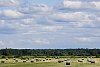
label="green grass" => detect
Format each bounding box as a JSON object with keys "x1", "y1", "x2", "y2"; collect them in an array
[
  {"x1": 0, "y1": 62, "x2": 100, "y2": 67},
  {"x1": 0, "y1": 58, "x2": 100, "y2": 67}
]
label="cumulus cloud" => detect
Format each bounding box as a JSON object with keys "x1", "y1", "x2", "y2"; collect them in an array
[
  {"x1": 92, "y1": 1, "x2": 100, "y2": 10},
  {"x1": 0, "y1": 0, "x2": 100, "y2": 48},
  {"x1": 32, "y1": 38, "x2": 50, "y2": 45},
  {"x1": 63, "y1": 0, "x2": 82, "y2": 9},
  {"x1": 39, "y1": 25, "x2": 63, "y2": 32},
  {"x1": 18, "y1": 3, "x2": 51, "y2": 14},
  {"x1": 1, "y1": 9, "x2": 23, "y2": 18},
  {"x1": 0, "y1": 0, "x2": 20, "y2": 6}
]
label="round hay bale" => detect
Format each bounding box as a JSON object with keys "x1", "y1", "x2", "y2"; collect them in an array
[
  {"x1": 46, "y1": 59, "x2": 48, "y2": 60},
  {"x1": 23, "y1": 60, "x2": 26, "y2": 63},
  {"x1": 58, "y1": 60, "x2": 63, "y2": 63},
  {"x1": 1, "y1": 61, "x2": 5, "y2": 63},
  {"x1": 87, "y1": 59, "x2": 91, "y2": 62},
  {"x1": 66, "y1": 62, "x2": 70, "y2": 65},
  {"x1": 82, "y1": 59, "x2": 84, "y2": 60},
  {"x1": 64, "y1": 60, "x2": 67, "y2": 61},
  {"x1": 36, "y1": 59, "x2": 39, "y2": 62},
  {"x1": 31, "y1": 60, "x2": 34, "y2": 63},
  {"x1": 49, "y1": 59, "x2": 51, "y2": 60},
  {"x1": 91, "y1": 61, "x2": 95, "y2": 63},
  {"x1": 13, "y1": 58, "x2": 16, "y2": 60},
  {"x1": 78, "y1": 60, "x2": 83, "y2": 62},
  {"x1": 6, "y1": 58, "x2": 8, "y2": 60},
  {"x1": 43, "y1": 60, "x2": 45, "y2": 61},
  {"x1": 15, "y1": 60, "x2": 18, "y2": 62}
]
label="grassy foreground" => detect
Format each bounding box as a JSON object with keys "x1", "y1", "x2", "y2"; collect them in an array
[
  {"x1": 0, "y1": 58, "x2": 100, "y2": 67},
  {"x1": 0, "y1": 62, "x2": 100, "y2": 67}
]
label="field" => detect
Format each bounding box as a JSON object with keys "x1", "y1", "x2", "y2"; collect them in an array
[{"x1": 0, "y1": 58, "x2": 100, "y2": 67}]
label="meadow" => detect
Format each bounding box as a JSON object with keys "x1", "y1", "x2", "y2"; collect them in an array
[{"x1": 0, "y1": 58, "x2": 100, "y2": 67}]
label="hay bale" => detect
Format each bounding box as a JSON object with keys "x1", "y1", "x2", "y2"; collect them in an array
[
  {"x1": 58, "y1": 60, "x2": 63, "y2": 63},
  {"x1": 6, "y1": 58, "x2": 8, "y2": 60},
  {"x1": 31, "y1": 60, "x2": 34, "y2": 63},
  {"x1": 13, "y1": 58, "x2": 16, "y2": 60},
  {"x1": 78, "y1": 60, "x2": 83, "y2": 62},
  {"x1": 1, "y1": 61, "x2": 5, "y2": 63},
  {"x1": 46, "y1": 59, "x2": 48, "y2": 60},
  {"x1": 36, "y1": 59, "x2": 39, "y2": 62},
  {"x1": 82, "y1": 59, "x2": 84, "y2": 60},
  {"x1": 49, "y1": 59, "x2": 51, "y2": 60},
  {"x1": 66, "y1": 62, "x2": 70, "y2": 65},
  {"x1": 64, "y1": 60, "x2": 67, "y2": 61},
  {"x1": 87, "y1": 59, "x2": 91, "y2": 62},
  {"x1": 91, "y1": 61, "x2": 95, "y2": 63},
  {"x1": 43, "y1": 60, "x2": 45, "y2": 61},
  {"x1": 23, "y1": 60, "x2": 26, "y2": 63},
  {"x1": 26, "y1": 59, "x2": 29, "y2": 61},
  {"x1": 15, "y1": 60, "x2": 18, "y2": 62}
]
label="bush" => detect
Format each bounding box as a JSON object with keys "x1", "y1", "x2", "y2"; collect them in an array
[{"x1": 95, "y1": 54, "x2": 100, "y2": 58}]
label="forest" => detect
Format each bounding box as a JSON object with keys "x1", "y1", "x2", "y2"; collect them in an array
[{"x1": 0, "y1": 48, "x2": 100, "y2": 58}]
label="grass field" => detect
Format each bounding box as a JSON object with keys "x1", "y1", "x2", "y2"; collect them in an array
[{"x1": 0, "y1": 58, "x2": 100, "y2": 67}]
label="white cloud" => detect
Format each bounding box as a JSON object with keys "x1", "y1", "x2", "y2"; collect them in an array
[
  {"x1": 0, "y1": 0, "x2": 19, "y2": 6},
  {"x1": 63, "y1": 0, "x2": 82, "y2": 9},
  {"x1": 56, "y1": 0, "x2": 96, "y2": 10},
  {"x1": 0, "y1": 0, "x2": 100, "y2": 48},
  {"x1": 19, "y1": 3, "x2": 51, "y2": 14},
  {"x1": 2, "y1": 9, "x2": 23, "y2": 18},
  {"x1": 32, "y1": 38, "x2": 50, "y2": 45},
  {"x1": 52, "y1": 12, "x2": 95, "y2": 22},
  {"x1": 42, "y1": 25, "x2": 63, "y2": 32},
  {"x1": 75, "y1": 37, "x2": 92, "y2": 42},
  {"x1": 91, "y1": 1, "x2": 100, "y2": 10}
]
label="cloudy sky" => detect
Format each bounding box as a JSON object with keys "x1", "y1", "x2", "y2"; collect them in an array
[{"x1": 0, "y1": 0, "x2": 100, "y2": 49}]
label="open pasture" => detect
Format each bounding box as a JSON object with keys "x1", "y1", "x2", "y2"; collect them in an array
[{"x1": 0, "y1": 58, "x2": 100, "y2": 67}]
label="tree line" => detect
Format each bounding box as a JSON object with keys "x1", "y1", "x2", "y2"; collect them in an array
[{"x1": 0, "y1": 48, "x2": 100, "y2": 57}]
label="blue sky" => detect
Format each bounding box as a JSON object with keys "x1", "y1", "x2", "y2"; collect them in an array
[{"x1": 0, "y1": 0, "x2": 100, "y2": 49}]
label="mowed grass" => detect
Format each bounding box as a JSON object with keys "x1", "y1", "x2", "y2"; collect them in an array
[{"x1": 0, "y1": 58, "x2": 100, "y2": 67}]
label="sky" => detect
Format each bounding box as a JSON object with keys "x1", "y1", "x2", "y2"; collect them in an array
[{"x1": 0, "y1": 0, "x2": 100, "y2": 49}]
